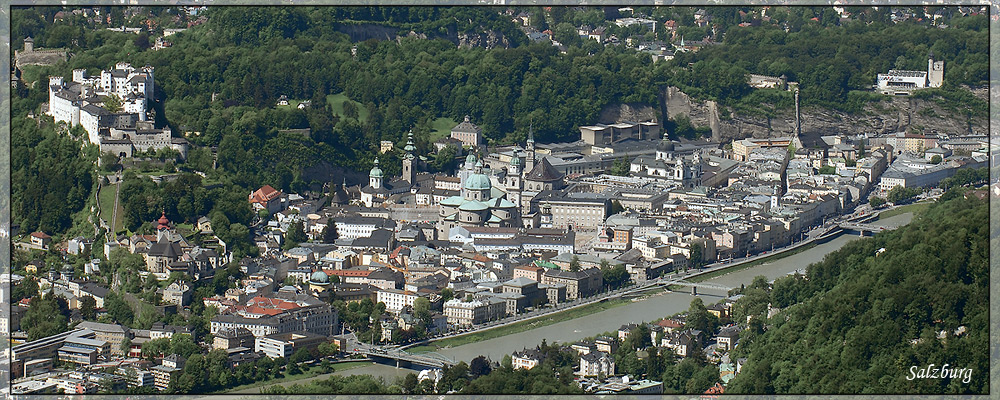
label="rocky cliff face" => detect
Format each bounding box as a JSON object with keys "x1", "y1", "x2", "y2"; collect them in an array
[
  {"x1": 657, "y1": 86, "x2": 987, "y2": 146},
  {"x1": 598, "y1": 103, "x2": 658, "y2": 125}
]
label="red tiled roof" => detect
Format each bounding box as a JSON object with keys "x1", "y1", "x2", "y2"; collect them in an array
[
  {"x1": 329, "y1": 269, "x2": 372, "y2": 277},
  {"x1": 237, "y1": 305, "x2": 284, "y2": 316},
  {"x1": 704, "y1": 382, "x2": 725, "y2": 394},
  {"x1": 250, "y1": 185, "x2": 282, "y2": 204},
  {"x1": 31, "y1": 231, "x2": 51, "y2": 239},
  {"x1": 658, "y1": 319, "x2": 683, "y2": 328},
  {"x1": 246, "y1": 296, "x2": 300, "y2": 311}
]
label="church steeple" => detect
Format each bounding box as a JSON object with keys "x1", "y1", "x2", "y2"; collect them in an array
[
  {"x1": 526, "y1": 121, "x2": 536, "y2": 173},
  {"x1": 402, "y1": 129, "x2": 417, "y2": 184},
  {"x1": 369, "y1": 157, "x2": 383, "y2": 189}
]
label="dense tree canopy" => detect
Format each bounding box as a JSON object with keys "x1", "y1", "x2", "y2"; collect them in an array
[
  {"x1": 11, "y1": 116, "x2": 97, "y2": 235},
  {"x1": 728, "y1": 194, "x2": 988, "y2": 394},
  {"x1": 11, "y1": 7, "x2": 986, "y2": 238}
]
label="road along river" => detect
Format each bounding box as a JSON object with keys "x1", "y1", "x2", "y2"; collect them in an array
[
  {"x1": 430, "y1": 212, "x2": 915, "y2": 363},
  {"x1": 227, "y1": 212, "x2": 916, "y2": 389}
]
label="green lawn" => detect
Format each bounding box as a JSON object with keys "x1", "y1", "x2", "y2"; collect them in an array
[
  {"x1": 326, "y1": 93, "x2": 370, "y2": 122},
  {"x1": 224, "y1": 361, "x2": 370, "y2": 393},
  {"x1": 428, "y1": 117, "x2": 458, "y2": 142},
  {"x1": 276, "y1": 99, "x2": 305, "y2": 109},
  {"x1": 97, "y1": 181, "x2": 124, "y2": 234},
  {"x1": 410, "y1": 298, "x2": 631, "y2": 353},
  {"x1": 18, "y1": 65, "x2": 49, "y2": 86},
  {"x1": 877, "y1": 201, "x2": 931, "y2": 220}
]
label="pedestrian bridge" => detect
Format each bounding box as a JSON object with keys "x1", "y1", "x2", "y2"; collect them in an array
[
  {"x1": 355, "y1": 346, "x2": 456, "y2": 368},
  {"x1": 838, "y1": 222, "x2": 887, "y2": 234},
  {"x1": 645, "y1": 279, "x2": 735, "y2": 295}
]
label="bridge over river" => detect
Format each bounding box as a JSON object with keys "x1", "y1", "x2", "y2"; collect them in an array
[{"x1": 351, "y1": 343, "x2": 456, "y2": 369}]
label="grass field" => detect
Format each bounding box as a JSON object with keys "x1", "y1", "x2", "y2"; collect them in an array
[
  {"x1": 428, "y1": 117, "x2": 458, "y2": 142},
  {"x1": 877, "y1": 201, "x2": 931, "y2": 220},
  {"x1": 276, "y1": 99, "x2": 305, "y2": 109},
  {"x1": 18, "y1": 65, "x2": 49, "y2": 86},
  {"x1": 409, "y1": 297, "x2": 631, "y2": 353},
  {"x1": 225, "y1": 360, "x2": 370, "y2": 394},
  {"x1": 97, "y1": 181, "x2": 124, "y2": 234},
  {"x1": 326, "y1": 93, "x2": 370, "y2": 122}
]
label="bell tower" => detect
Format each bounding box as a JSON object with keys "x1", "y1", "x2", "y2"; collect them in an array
[
  {"x1": 526, "y1": 122, "x2": 536, "y2": 174},
  {"x1": 506, "y1": 155, "x2": 523, "y2": 206},
  {"x1": 402, "y1": 130, "x2": 417, "y2": 185}
]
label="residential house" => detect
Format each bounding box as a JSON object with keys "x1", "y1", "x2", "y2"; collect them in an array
[
  {"x1": 511, "y1": 347, "x2": 544, "y2": 370},
  {"x1": 160, "y1": 281, "x2": 191, "y2": 306},
  {"x1": 716, "y1": 326, "x2": 740, "y2": 351},
  {"x1": 249, "y1": 185, "x2": 284, "y2": 215},
  {"x1": 579, "y1": 351, "x2": 615, "y2": 377},
  {"x1": 30, "y1": 232, "x2": 52, "y2": 249}
]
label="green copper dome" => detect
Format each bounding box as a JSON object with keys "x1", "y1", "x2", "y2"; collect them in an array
[
  {"x1": 310, "y1": 271, "x2": 330, "y2": 284},
  {"x1": 369, "y1": 158, "x2": 383, "y2": 179},
  {"x1": 464, "y1": 173, "x2": 492, "y2": 191}
]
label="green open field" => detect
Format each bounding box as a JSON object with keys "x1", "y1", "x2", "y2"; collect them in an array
[
  {"x1": 409, "y1": 297, "x2": 631, "y2": 353},
  {"x1": 225, "y1": 360, "x2": 370, "y2": 394},
  {"x1": 326, "y1": 93, "x2": 370, "y2": 122},
  {"x1": 877, "y1": 201, "x2": 931, "y2": 220},
  {"x1": 428, "y1": 117, "x2": 458, "y2": 142},
  {"x1": 276, "y1": 99, "x2": 305, "y2": 109},
  {"x1": 97, "y1": 180, "x2": 124, "y2": 234}
]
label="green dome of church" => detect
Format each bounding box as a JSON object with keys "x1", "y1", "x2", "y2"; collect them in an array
[
  {"x1": 369, "y1": 158, "x2": 383, "y2": 179},
  {"x1": 464, "y1": 173, "x2": 492, "y2": 191},
  {"x1": 310, "y1": 271, "x2": 330, "y2": 284}
]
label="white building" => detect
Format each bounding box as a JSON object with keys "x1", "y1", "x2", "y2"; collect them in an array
[
  {"x1": 49, "y1": 63, "x2": 188, "y2": 160},
  {"x1": 876, "y1": 53, "x2": 944, "y2": 95},
  {"x1": 376, "y1": 288, "x2": 422, "y2": 314},
  {"x1": 255, "y1": 331, "x2": 327, "y2": 359},
  {"x1": 335, "y1": 217, "x2": 396, "y2": 240},
  {"x1": 442, "y1": 297, "x2": 505, "y2": 327},
  {"x1": 511, "y1": 348, "x2": 543, "y2": 370},
  {"x1": 579, "y1": 351, "x2": 615, "y2": 376}
]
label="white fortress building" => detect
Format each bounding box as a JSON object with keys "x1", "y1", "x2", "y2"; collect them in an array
[
  {"x1": 48, "y1": 62, "x2": 186, "y2": 159},
  {"x1": 876, "y1": 53, "x2": 944, "y2": 95}
]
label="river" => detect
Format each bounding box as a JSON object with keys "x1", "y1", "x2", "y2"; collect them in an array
[
  {"x1": 430, "y1": 212, "x2": 915, "y2": 363},
  {"x1": 268, "y1": 212, "x2": 915, "y2": 380}
]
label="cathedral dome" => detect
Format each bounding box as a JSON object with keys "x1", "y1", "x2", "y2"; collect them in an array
[
  {"x1": 464, "y1": 173, "x2": 492, "y2": 191},
  {"x1": 310, "y1": 271, "x2": 330, "y2": 284}
]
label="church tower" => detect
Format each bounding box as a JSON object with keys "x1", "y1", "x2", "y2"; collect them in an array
[
  {"x1": 525, "y1": 122, "x2": 536, "y2": 174},
  {"x1": 506, "y1": 154, "x2": 523, "y2": 207},
  {"x1": 402, "y1": 130, "x2": 417, "y2": 185},
  {"x1": 369, "y1": 158, "x2": 383, "y2": 190}
]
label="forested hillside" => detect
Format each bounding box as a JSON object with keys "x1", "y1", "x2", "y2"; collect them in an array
[
  {"x1": 727, "y1": 194, "x2": 988, "y2": 394},
  {"x1": 14, "y1": 7, "x2": 987, "y2": 150},
  {"x1": 11, "y1": 117, "x2": 98, "y2": 235},
  {"x1": 9, "y1": 6, "x2": 989, "y2": 239}
]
